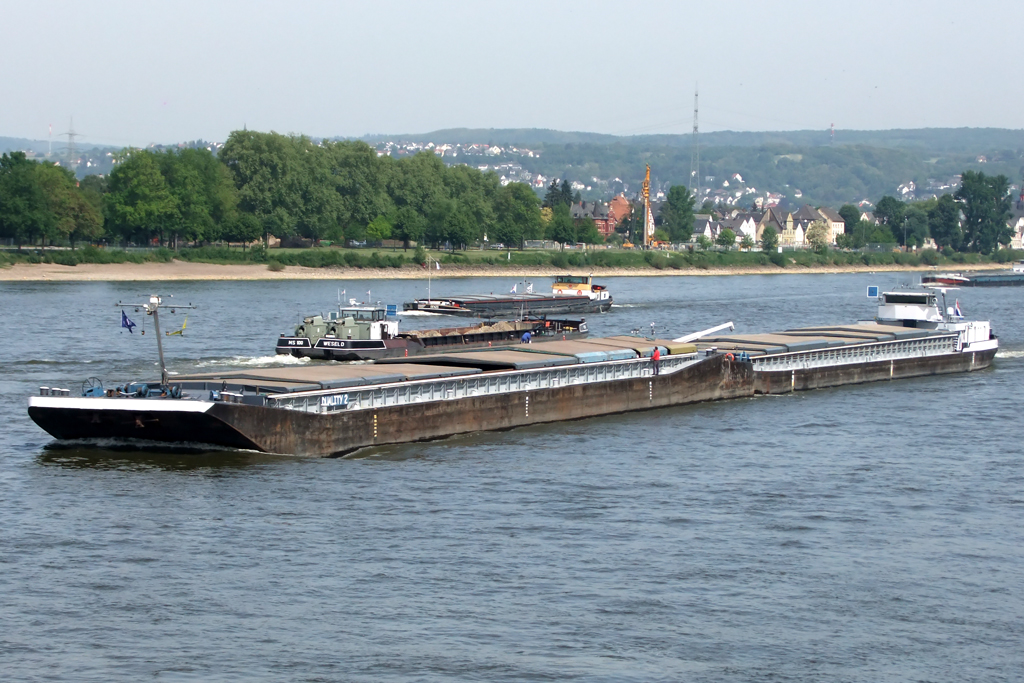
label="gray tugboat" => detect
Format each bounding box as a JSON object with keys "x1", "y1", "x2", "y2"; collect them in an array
[{"x1": 276, "y1": 302, "x2": 588, "y2": 361}]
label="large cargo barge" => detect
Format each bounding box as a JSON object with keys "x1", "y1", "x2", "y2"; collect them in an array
[
  {"x1": 403, "y1": 275, "x2": 613, "y2": 317},
  {"x1": 27, "y1": 289, "x2": 997, "y2": 457}
]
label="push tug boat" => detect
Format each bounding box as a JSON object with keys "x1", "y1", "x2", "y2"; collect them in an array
[
  {"x1": 28, "y1": 289, "x2": 997, "y2": 457},
  {"x1": 276, "y1": 301, "x2": 587, "y2": 361}
]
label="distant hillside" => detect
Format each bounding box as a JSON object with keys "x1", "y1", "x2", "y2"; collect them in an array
[
  {"x1": 525, "y1": 142, "x2": 1022, "y2": 206},
  {"x1": 360, "y1": 128, "x2": 623, "y2": 147},
  {"x1": 361, "y1": 127, "x2": 1024, "y2": 155},
  {"x1": 0, "y1": 136, "x2": 115, "y2": 155}
]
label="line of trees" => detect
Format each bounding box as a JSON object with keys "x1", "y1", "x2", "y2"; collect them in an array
[
  {"x1": 834, "y1": 171, "x2": 1014, "y2": 253},
  {"x1": 3, "y1": 132, "x2": 1015, "y2": 257},
  {"x1": 1, "y1": 130, "x2": 556, "y2": 251}
]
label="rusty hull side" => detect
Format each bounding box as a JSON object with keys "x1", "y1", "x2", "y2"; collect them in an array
[
  {"x1": 212, "y1": 354, "x2": 754, "y2": 457},
  {"x1": 755, "y1": 348, "x2": 996, "y2": 395}
]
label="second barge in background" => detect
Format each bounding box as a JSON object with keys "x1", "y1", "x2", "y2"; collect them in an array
[
  {"x1": 923, "y1": 262, "x2": 1024, "y2": 287},
  {"x1": 28, "y1": 288, "x2": 997, "y2": 457},
  {"x1": 403, "y1": 275, "x2": 613, "y2": 317}
]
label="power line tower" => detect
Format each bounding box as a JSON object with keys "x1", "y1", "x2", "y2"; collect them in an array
[
  {"x1": 689, "y1": 86, "x2": 700, "y2": 202},
  {"x1": 60, "y1": 117, "x2": 80, "y2": 167}
]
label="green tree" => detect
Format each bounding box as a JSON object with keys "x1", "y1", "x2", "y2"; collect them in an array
[
  {"x1": 0, "y1": 152, "x2": 51, "y2": 247},
  {"x1": 390, "y1": 205, "x2": 426, "y2": 248},
  {"x1": 740, "y1": 234, "x2": 754, "y2": 250},
  {"x1": 927, "y1": 193, "x2": 962, "y2": 250},
  {"x1": 548, "y1": 203, "x2": 576, "y2": 248},
  {"x1": 868, "y1": 225, "x2": 897, "y2": 243},
  {"x1": 660, "y1": 185, "x2": 696, "y2": 242},
  {"x1": 716, "y1": 228, "x2": 736, "y2": 247},
  {"x1": 849, "y1": 219, "x2": 876, "y2": 247},
  {"x1": 805, "y1": 219, "x2": 830, "y2": 251},
  {"x1": 157, "y1": 147, "x2": 238, "y2": 246},
  {"x1": 365, "y1": 215, "x2": 393, "y2": 244},
  {"x1": 955, "y1": 170, "x2": 1012, "y2": 253},
  {"x1": 560, "y1": 179, "x2": 573, "y2": 207},
  {"x1": 443, "y1": 201, "x2": 475, "y2": 250},
  {"x1": 903, "y1": 205, "x2": 930, "y2": 249},
  {"x1": 104, "y1": 150, "x2": 177, "y2": 245},
  {"x1": 322, "y1": 139, "x2": 386, "y2": 241},
  {"x1": 835, "y1": 233, "x2": 855, "y2": 249},
  {"x1": 493, "y1": 182, "x2": 541, "y2": 248},
  {"x1": 874, "y1": 195, "x2": 905, "y2": 234},
  {"x1": 578, "y1": 218, "x2": 604, "y2": 244},
  {"x1": 224, "y1": 212, "x2": 262, "y2": 248},
  {"x1": 37, "y1": 163, "x2": 103, "y2": 247},
  {"x1": 219, "y1": 129, "x2": 304, "y2": 243},
  {"x1": 542, "y1": 179, "x2": 561, "y2": 208},
  {"x1": 696, "y1": 234, "x2": 713, "y2": 250},
  {"x1": 838, "y1": 204, "x2": 860, "y2": 230},
  {"x1": 760, "y1": 225, "x2": 779, "y2": 252}
]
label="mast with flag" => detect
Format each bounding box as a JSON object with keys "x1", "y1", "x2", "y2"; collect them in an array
[
  {"x1": 115, "y1": 295, "x2": 195, "y2": 386},
  {"x1": 641, "y1": 164, "x2": 655, "y2": 247}
]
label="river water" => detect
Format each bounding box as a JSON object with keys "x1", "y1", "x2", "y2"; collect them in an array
[{"x1": 1, "y1": 274, "x2": 1022, "y2": 682}]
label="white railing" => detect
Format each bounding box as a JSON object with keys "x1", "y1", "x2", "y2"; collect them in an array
[
  {"x1": 267, "y1": 352, "x2": 700, "y2": 414},
  {"x1": 749, "y1": 334, "x2": 959, "y2": 372}
]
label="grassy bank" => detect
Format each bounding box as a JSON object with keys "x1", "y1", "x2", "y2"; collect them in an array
[{"x1": 3, "y1": 244, "x2": 1023, "y2": 272}]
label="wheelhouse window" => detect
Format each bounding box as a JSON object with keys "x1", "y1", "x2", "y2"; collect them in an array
[
  {"x1": 883, "y1": 293, "x2": 934, "y2": 305},
  {"x1": 339, "y1": 309, "x2": 382, "y2": 321}
]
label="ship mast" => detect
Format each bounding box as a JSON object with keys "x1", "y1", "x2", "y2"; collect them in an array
[{"x1": 116, "y1": 295, "x2": 195, "y2": 386}]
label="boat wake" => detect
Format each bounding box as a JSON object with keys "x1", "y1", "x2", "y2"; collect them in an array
[
  {"x1": 399, "y1": 310, "x2": 444, "y2": 317},
  {"x1": 995, "y1": 350, "x2": 1024, "y2": 359}
]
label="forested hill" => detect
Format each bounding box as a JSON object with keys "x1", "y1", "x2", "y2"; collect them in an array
[
  {"x1": 360, "y1": 127, "x2": 1024, "y2": 207},
  {"x1": 362, "y1": 127, "x2": 1024, "y2": 154}
]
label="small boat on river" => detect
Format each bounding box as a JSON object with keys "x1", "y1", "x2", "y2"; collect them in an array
[
  {"x1": 403, "y1": 275, "x2": 613, "y2": 317},
  {"x1": 921, "y1": 272, "x2": 971, "y2": 287}
]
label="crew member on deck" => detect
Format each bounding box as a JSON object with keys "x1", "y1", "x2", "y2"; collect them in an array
[
  {"x1": 521, "y1": 331, "x2": 531, "y2": 344},
  {"x1": 652, "y1": 346, "x2": 661, "y2": 375}
]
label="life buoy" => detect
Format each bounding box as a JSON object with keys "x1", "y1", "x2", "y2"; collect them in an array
[
  {"x1": 577, "y1": 289, "x2": 583, "y2": 295},
  {"x1": 724, "y1": 352, "x2": 735, "y2": 361}
]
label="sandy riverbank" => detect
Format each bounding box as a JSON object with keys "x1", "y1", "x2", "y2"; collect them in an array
[{"x1": 0, "y1": 260, "x2": 1013, "y2": 282}]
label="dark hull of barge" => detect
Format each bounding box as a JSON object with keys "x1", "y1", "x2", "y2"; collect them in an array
[
  {"x1": 403, "y1": 295, "x2": 612, "y2": 318},
  {"x1": 28, "y1": 348, "x2": 995, "y2": 457}
]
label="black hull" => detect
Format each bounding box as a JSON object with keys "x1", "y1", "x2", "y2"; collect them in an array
[
  {"x1": 962, "y1": 275, "x2": 1024, "y2": 287},
  {"x1": 27, "y1": 403, "x2": 262, "y2": 451},
  {"x1": 405, "y1": 297, "x2": 612, "y2": 318},
  {"x1": 29, "y1": 348, "x2": 996, "y2": 457}
]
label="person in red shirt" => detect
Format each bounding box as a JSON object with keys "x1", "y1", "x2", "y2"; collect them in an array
[{"x1": 651, "y1": 346, "x2": 661, "y2": 375}]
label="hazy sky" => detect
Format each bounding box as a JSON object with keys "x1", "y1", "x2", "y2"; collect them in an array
[{"x1": 2, "y1": 0, "x2": 1020, "y2": 147}]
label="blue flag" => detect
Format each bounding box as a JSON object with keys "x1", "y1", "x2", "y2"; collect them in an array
[{"x1": 121, "y1": 310, "x2": 136, "y2": 334}]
